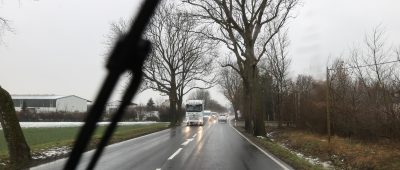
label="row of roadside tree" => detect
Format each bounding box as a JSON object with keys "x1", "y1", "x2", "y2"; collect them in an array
[{"x1": 219, "y1": 25, "x2": 400, "y2": 140}]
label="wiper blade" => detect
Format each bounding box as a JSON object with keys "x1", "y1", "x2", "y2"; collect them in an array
[{"x1": 63, "y1": 1, "x2": 160, "y2": 170}]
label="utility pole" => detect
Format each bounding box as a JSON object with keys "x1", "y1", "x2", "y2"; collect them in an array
[{"x1": 326, "y1": 67, "x2": 331, "y2": 143}]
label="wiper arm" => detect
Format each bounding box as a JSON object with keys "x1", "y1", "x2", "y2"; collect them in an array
[{"x1": 63, "y1": 1, "x2": 160, "y2": 169}]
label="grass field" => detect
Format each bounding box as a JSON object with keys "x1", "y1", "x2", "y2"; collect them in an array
[
  {"x1": 271, "y1": 129, "x2": 400, "y2": 170},
  {"x1": 0, "y1": 122, "x2": 169, "y2": 158}
]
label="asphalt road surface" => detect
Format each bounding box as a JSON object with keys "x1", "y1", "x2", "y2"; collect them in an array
[{"x1": 31, "y1": 119, "x2": 293, "y2": 170}]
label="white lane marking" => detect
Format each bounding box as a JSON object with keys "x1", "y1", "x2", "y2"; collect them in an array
[
  {"x1": 156, "y1": 169, "x2": 161, "y2": 170},
  {"x1": 181, "y1": 138, "x2": 194, "y2": 146},
  {"x1": 192, "y1": 133, "x2": 197, "y2": 138},
  {"x1": 168, "y1": 148, "x2": 183, "y2": 160},
  {"x1": 229, "y1": 120, "x2": 292, "y2": 170}
]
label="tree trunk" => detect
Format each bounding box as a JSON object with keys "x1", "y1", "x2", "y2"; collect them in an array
[
  {"x1": 233, "y1": 104, "x2": 239, "y2": 121},
  {"x1": 251, "y1": 70, "x2": 266, "y2": 136},
  {"x1": 253, "y1": 100, "x2": 265, "y2": 135},
  {"x1": 277, "y1": 92, "x2": 282, "y2": 128},
  {"x1": 177, "y1": 98, "x2": 184, "y2": 124},
  {"x1": 242, "y1": 59, "x2": 266, "y2": 136},
  {"x1": 0, "y1": 86, "x2": 31, "y2": 169},
  {"x1": 169, "y1": 94, "x2": 178, "y2": 127},
  {"x1": 242, "y1": 84, "x2": 252, "y2": 133},
  {"x1": 168, "y1": 74, "x2": 179, "y2": 127}
]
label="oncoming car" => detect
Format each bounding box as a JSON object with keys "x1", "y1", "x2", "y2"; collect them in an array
[{"x1": 218, "y1": 113, "x2": 228, "y2": 123}]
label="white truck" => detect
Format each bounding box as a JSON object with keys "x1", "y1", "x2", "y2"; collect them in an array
[{"x1": 185, "y1": 100, "x2": 204, "y2": 126}]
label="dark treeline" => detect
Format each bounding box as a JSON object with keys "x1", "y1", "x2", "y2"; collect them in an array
[
  {"x1": 188, "y1": 89, "x2": 227, "y2": 113},
  {"x1": 17, "y1": 111, "x2": 87, "y2": 122},
  {"x1": 16, "y1": 105, "x2": 161, "y2": 122}
]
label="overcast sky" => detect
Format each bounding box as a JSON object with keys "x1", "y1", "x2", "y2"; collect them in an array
[{"x1": 1, "y1": 0, "x2": 400, "y2": 106}]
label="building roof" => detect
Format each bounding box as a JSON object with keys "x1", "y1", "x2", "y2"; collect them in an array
[{"x1": 11, "y1": 94, "x2": 91, "y2": 101}]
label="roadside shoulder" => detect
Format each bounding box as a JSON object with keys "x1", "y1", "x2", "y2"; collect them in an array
[{"x1": 229, "y1": 120, "x2": 325, "y2": 170}]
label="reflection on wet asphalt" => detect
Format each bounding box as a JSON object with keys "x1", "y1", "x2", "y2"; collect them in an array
[{"x1": 31, "y1": 119, "x2": 292, "y2": 170}]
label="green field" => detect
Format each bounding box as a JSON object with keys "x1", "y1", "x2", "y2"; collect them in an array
[{"x1": 0, "y1": 122, "x2": 169, "y2": 157}]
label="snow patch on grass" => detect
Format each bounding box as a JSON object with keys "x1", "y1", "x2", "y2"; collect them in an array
[
  {"x1": 32, "y1": 146, "x2": 71, "y2": 160},
  {"x1": 257, "y1": 136, "x2": 266, "y2": 140},
  {"x1": 266, "y1": 130, "x2": 334, "y2": 169},
  {"x1": 266, "y1": 132, "x2": 276, "y2": 141},
  {"x1": 277, "y1": 139, "x2": 334, "y2": 169}
]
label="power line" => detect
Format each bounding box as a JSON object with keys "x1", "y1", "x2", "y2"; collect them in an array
[{"x1": 328, "y1": 59, "x2": 400, "y2": 71}]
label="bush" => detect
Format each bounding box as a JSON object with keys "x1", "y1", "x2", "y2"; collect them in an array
[
  {"x1": 17, "y1": 111, "x2": 87, "y2": 122},
  {"x1": 145, "y1": 115, "x2": 160, "y2": 121},
  {"x1": 158, "y1": 107, "x2": 170, "y2": 122}
]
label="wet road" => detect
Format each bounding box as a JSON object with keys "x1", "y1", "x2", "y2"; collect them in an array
[{"x1": 31, "y1": 119, "x2": 292, "y2": 170}]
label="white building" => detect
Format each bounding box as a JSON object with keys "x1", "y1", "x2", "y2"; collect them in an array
[
  {"x1": 11, "y1": 95, "x2": 89, "y2": 113},
  {"x1": 105, "y1": 100, "x2": 137, "y2": 115}
]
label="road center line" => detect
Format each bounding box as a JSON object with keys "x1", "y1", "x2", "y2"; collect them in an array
[
  {"x1": 168, "y1": 148, "x2": 183, "y2": 160},
  {"x1": 181, "y1": 138, "x2": 194, "y2": 146},
  {"x1": 156, "y1": 168, "x2": 161, "y2": 170}
]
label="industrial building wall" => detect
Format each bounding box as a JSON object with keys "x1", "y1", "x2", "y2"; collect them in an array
[
  {"x1": 13, "y1": 99, "x2": 57, "y2": 113},
  {"x1": 56, "y1": 96, "x2": 87, "y2": 112},
  {"x1": 15, "y1": 106, "x2": 57, "y2": 113}
]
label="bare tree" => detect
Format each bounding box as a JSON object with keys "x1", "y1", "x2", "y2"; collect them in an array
[
  {"x1": 295, "y1": 75, "x2": 313, "y2": 100},
  {"x1": 266, "y1": 31, "x2": 291, "y2": 128},
  {"x1": 207, "y1": 99, "x2": 227, "y2": 113},
  {"x1": 0, "y1": 86, "x2": 31, "y2": 169},
  {"x1": 257, "y1": 69, "x2": 274, "y2": 121},
  {"x1": 350, "y1": 26, "x2": 394, "y2": 106},
  {"x1": 329, "y1": 59, "x2": 355, "y2": 137},
  {"x1": 0, "y1": 17, "x2": 12, "y2": 43},
  {"x1": 0, "y1": 17, "x2": 31, "y2": 169},
  {"x1": 324, "y1": 26, "x2": 400, "y2": 139},
  {"x1": 145, "y1": 3, "x2": 216, "y2": 125},
  {"x1": 185, "y1": 0, "x2": 298, "y2": 136},
  {"x1": 188, "y1": 89, "x2": 227, "y2": 112},
  {"x1": 218, "y1": 67, "x2": 242, "y2": 120},
  {"x1": 364, "y1": 26, "x2": 392, "y2": 87},
  {"x1": 108, "y1": 2, "x2": 216, "y2": 125},
  {"x1": 105, "y1": 18, "x2": 129, "y2": 49},
  {"x1": 294, "y1": 75, "x2": 314, "y2": 127},
  {"x1": 188, "y1": 89, "x2": 212, "y2": 108},
  {"x1": 283, "y1": 27, "x2": 400, "y2": 139}
]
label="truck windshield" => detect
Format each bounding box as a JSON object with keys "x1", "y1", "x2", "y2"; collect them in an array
[{"x1": 186, "y1": 104, "x2": 202, "y2": 112}]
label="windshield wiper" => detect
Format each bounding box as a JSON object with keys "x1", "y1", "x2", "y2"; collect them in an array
[{"x1": 63, "y1": 0, "x2": 160, "y2": 169}]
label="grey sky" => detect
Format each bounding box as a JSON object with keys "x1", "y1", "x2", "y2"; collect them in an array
[
  {"x1": 1, "y1": 0, "x2": 400, "y2": 105},
  {"x1": 288, "y1": 0, "x2": 400, "y2": 79}
]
